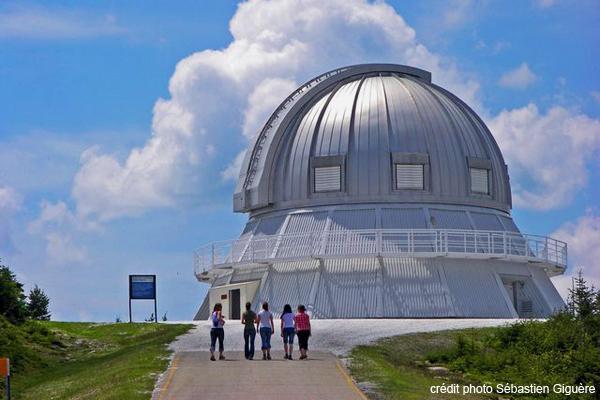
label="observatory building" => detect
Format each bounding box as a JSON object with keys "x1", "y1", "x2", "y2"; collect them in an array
[{"x1": 194, "y1": 64, "x2": 566, "y2": 320}]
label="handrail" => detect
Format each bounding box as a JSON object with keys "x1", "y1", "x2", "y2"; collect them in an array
[{"x1": 193, "y1": 229, "x2": 567, "y2": 275}]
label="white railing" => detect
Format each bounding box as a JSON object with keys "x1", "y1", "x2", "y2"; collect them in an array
[{"x1": 194, "y1": 229, "x2": 567, "y2": 275}]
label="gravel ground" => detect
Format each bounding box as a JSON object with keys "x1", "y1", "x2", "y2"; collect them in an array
[{"x1": 167, "y1": 319, "x2": 515, "y2": 356}]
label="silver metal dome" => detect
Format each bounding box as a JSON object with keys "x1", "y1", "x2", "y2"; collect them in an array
[
  {"x1": 235, "y1": 64, "x2": 511, "y2": 215},
  {"x1": 193, "y1": 64, "x2": 566, "y2": 321}
]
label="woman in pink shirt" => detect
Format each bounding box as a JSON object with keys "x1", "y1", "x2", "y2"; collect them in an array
[{"x1": 294, "y1": 304, "x2": 311, "y2": 360}]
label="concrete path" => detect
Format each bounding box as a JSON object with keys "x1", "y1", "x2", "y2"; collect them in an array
[
  {"x1": 167, "y1": 319, "x2": 515, "y2": 355},
  {"x1": 154, "y1": 351, "x2": 366, "y2": 400},
  {"x1": 154, "y1": 319, "x2": 516, "y2": 399}
]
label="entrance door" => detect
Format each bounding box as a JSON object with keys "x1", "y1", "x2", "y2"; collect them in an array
[{"x1": 230, "y1": 289, "x2": 241, "y2": 320}]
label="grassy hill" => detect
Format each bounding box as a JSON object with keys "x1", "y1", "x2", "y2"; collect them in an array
[
  {"x1": 0, "y1": 317, "x2": 191, "y2": 399},
  {"x1": 349, "y1": 315, "x2": 600, "y2": 400},
  {"x1": 349, "y1": 328, "x2": 492, "y2": 400}
]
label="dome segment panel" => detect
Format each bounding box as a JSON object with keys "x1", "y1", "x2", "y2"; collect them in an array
[
  {"x1": 281, "y1": 94, "x2": 331, "y2": 204},
  {"x1": 313, "y1": 78, "x2": 360, "y2": 157}
]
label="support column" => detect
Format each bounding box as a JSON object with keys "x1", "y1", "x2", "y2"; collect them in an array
[
  {"x1": 307, "y1": 258, "x2": 323, "y2": 315},
  {"x1": 423, "y1": 207, "x2": 434, "y2": 229},
  {"x1": 526, "y1": 265, "x2": 555, "y2": 316},
  {"x1": 438, "y1": 264, "x2": 458, "y2": 317},
  {"x1": 253, "y1": 263, "x2": 272, "y2": 310},
  {"x1": 465, "y1": 211, "x2": 477, "y2": 230},
  {"x1": 493, "y1": 272, "x2": 519, "y2": 318},
  {"x1": 318, "y1": 210, "x2": 333, "y2": 254},
  {"x1": 270, "y1": 215, "x2": 292, "y2": 258},
  {"x1": 239, "y1": 225, "x2": 257, "y2": 261},
  {"x1": 375, "y1": 256, "x2": 384, "y2": 318}
]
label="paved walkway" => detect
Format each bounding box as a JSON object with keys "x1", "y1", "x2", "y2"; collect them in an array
[
  {"x1": 154, "y1": 351, "x2": 366, "y2": 400},
  {"x1": 167, "y1": 319, "x2": 514, "y2": 355},
  {"x1": 155, "y1": 319, "x2": 516, "y2": 399}
]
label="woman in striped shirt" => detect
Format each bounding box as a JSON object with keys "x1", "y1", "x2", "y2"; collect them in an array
[{"x1": 294, "y1": 304, "x2": 311, "y2": 360}]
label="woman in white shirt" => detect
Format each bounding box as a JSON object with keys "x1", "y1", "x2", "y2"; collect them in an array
[
  {"x1": 209, "y1": 303, "x2": 225, "y2": 361},
  {"x1": 280, "y1": 304, "x2": 295, "y2": 360},
  {"x1": 256, "y1": 302, "x2": 275, "y2": 360}
]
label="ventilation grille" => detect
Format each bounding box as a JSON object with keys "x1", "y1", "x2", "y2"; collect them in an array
[
  {"x1": 395, "y1": 164, "x2": 424, "y2": 190},
  {"x1": 314, "y1": 166, "x2": 341, "y2": 192},
  {"x1": 470, "y1": 168, "x2": 489, "y2": 194},
  {"x1": 520, "y1": 300, "x2": 533, "y2": 314}
]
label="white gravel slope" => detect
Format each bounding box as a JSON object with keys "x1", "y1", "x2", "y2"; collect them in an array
[{"x1": 168, "y1": 319, "x2": 516, "y2": 356}]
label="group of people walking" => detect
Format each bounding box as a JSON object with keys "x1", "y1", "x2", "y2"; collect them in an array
[{"x1": 209, "y1": 301, "x2": 311, "y2": 361}]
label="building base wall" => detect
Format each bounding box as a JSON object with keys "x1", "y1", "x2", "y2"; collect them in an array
[{"x1": 195, "y1": 258, "x2": 565, "y2": 320}]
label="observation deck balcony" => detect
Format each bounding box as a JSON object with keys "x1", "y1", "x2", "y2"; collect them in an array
[{"x1": 194, "y1": 229, "x2": 567, "y2": 279}]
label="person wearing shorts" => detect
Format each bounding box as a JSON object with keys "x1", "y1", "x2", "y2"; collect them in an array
[
  {"x1": 294, "y1": 304, "x2": 311, "y2": 360},
  {"x1": 280, "y1": 304, "x2": 295, "y2": 360},
  {"x1": 256, "y1": 302, "x2": 275, "y2": 360}
]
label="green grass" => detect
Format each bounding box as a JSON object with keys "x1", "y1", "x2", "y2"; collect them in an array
[
  {"x1": 426, "y1": 316, "x2": 600, "y2": 400},
  {"x1": 0, "y1": 317, "x2": 191, "y2": 400},
  {"x1": 349, "y1": 315, "x2": 600, "y2": 400},
  {"x1": 349, "y1": 329, "x2": 494, "y2": 400}
]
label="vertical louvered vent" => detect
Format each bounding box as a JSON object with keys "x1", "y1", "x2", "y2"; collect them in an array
[
  {"x1": 314, "y1": 166, "x2": 341, "y2": 192},
  {"x1": 520, "y1": 300, "x2": 533, "y2": 315},
  {"x1": 470, "y1": 168, "x2": 489, "y2": 194},
  {"x1": 395, "y1": 164, "x2": 424, "y2": 190}
]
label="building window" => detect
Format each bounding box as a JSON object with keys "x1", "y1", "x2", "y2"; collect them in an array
[
  {"x1": 470, "y1": 167, "x2": 489, "y2": 194},
  {"x1": 391, "y1": 152, "x2": 429, "y2": 192},
  {"x1": 314, "y1": 166, "x2": 342, "y2": 192},
  {"x1": 395, "y1": 164, "x2": 424, "y2": 190}
]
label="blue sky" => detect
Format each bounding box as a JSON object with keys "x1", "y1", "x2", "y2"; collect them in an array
[{"x1": 0, "y1": 0, "x2": 598, "y2": 321}]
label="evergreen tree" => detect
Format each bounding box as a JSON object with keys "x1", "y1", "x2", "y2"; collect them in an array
[
  {"x1": 0, "y1": 261, "x2": 29, "y2": 324},
  {"x1": 27, "y1": 284, "x2": 51, "y2": 321},
  {"x1": 568, "y1": 270, "x2": 595, "y2": 319}
]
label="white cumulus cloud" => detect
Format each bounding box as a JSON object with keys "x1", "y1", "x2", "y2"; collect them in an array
[
  {"x1": 28, "y1": 201, "x2": 95, "y2": 265},
  {"x1": 43, "y1": 232, "x2": 88, "y2": 265},
  {"x1": 221, "y1": 78, "x2": 298, "y2": 181},
  {"x1": 499, "y1": 63, "x2": 538, "y2": 89},
  {"x1": 441, "y1": 0, "x2": 475, "y2": 29},
  {"x1": 488, "y1": 104, "x2": 600, "y2": 210},
  {"x1": 69, "y1": 0, "x2": 482, "y2": 221},
  {"x1": 28, "y1": 0, "x2": 600, "y2": 262},
  {"x1": 551, "y1": 212, "x2": 600, "y2": 299},
  {"x1": 0, "y1": 185, "x2": 22, "y2": 253},
  {"x1": 0, "y1": 186, "x2": 21, "y2": 214},
  {"x1": 29, "y1": 200, "x2": 98, "y2": 234},
  {"x1": 242, "y1": 78, "x2": 298, "y2": 139},
  {"x1": 221, "y1": 151, "x2": 247, "y2": 182}
]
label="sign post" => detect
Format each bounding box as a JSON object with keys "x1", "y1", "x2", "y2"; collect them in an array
[
  {"x1": 128, "y1": 275, "x2": 157, "y2": 323},
  {"x1": 0, "y1": 358, "x2": 9, "y2": 400}
]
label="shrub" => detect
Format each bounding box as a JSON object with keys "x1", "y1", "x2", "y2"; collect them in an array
[{"x1": 426, "y1": 277, "x2": 600, "y2": 398}]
